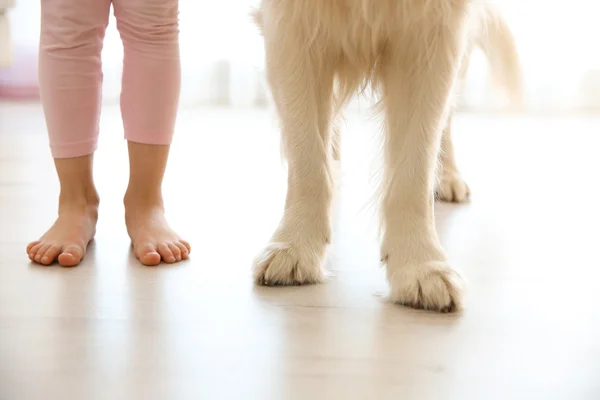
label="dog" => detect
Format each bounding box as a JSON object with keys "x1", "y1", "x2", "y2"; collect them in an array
[{"x1": 252, "y1": 0, "x2": 521, "y2": 312}]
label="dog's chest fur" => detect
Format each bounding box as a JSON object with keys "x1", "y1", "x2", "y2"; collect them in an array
[
  {"x1": 264, "y1": 1, "x2": 472, "y2": 44},
  {"x1": 260, "y1": 0, "x2": 477, "y2": 75}
]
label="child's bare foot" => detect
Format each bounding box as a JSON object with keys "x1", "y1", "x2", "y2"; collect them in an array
[
  {"x1": 27, "y1": 155, "x2": 98, "y2": 267},
  {"x1": 27, "y1": 198, "x2": 99, "y2": 267},
  {"x1": 125, "y1": 201, "x2": 190, "y2": 266},
  {"x1": 124, "y1": 142, "x2": 190, "y2": 266}
]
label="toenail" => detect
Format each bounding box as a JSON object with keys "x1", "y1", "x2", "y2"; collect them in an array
[{"x1": 41, "y1": 257, "x2": 49, "y2": 263}]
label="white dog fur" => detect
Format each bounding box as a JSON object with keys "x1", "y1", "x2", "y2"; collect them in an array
[{"x1": 252, "y1": 0, "x2": 521, "y2": 312}]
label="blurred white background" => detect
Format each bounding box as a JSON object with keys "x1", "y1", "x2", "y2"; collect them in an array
[{"x1": 3, "y1": 0, "x2": 600, "y2": 112}]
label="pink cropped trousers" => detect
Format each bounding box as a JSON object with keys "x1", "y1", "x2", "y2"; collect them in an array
[{"x1": 39, "y1": 0, "x2": 180, "y2": 158}]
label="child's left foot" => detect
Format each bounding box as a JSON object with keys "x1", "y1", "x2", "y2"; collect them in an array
[{"x1": 125, "y1": 202, "x2": 190, "y2": 266}]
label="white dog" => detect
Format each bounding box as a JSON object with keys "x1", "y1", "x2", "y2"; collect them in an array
[{"x1": 252, "y1": 0, "x2": 521, "y2": 312}]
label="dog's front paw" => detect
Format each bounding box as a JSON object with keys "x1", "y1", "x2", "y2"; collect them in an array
[
  {"x1": 387, "y1": 260, "x2": 464, "y2": 313},
  {"x1": 436, "y1": 172, "x2": 470, "y2": 203},
  {"x1": 253, "y1": 241, "x2": 327, "y2": 286}
]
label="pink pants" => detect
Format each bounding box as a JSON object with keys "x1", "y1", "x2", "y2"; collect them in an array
[{"x1": 39, "y1": 0, "x2": 180, "y2": 158}]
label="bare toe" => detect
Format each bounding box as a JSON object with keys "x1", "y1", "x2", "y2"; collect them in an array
[
  {"x1": 141, "y1": 252, "x2": 161, "y2": 266},
  {"x1": 58, "y1": 244, "x2": 84, "y2": 267},
  {"x1": 40, "y1": 245, "x2": 61, "y2": 265},
  {"x1": 175, "y1": 242, "x2": 189, "y2": 259},
  {"x1": 34, "y1": 244, "x2": 52, "y2": 263},
  {"x1": 135, "y1": 243, "x2": 161, "y2": 266},
  {"x1": 28, "y1": 243, "x2": 44, "y2": 261},
  {"x1": 27, "y1": 241, "x2": 41, "y2": 254},
  {"x1": 180, "y1": 240, "x2": 191, "y2": 254},
  {"x1": 168, "y1": 243, "x2": 182, "y2": 261},
  {"x1": 158, "y1": 243, "x2": 176, "y2": 264}
]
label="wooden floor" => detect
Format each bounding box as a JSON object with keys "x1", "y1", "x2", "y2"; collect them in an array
[{"x1": 1, "y1": 102, "x2": 600, "y2": 400}]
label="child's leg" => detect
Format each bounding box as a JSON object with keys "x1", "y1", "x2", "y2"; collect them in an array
[
  {"x1": 113, "y1": 0, "x2": 189, "y2": 265},
  {"x1": 27, "y1": 0, "x2": 110, "y2": 266}
]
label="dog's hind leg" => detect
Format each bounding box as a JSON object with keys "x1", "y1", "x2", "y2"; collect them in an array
[
  {"x1": 379, "y1": 19, "x2": 467, "y2": 312},
  {"x1": 436, "y1": 51, "x2": 472, "y2": 203},
  {"x1": 436, "y1": 117, "x2": 470, "y2": 203},
  {"x1": 253, "y1": 33, "x2": 336, "y2": 286}
]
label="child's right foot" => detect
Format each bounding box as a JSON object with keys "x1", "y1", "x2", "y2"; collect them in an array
[{"x1": 26, "y1": 199, "x2": 99, "y2": 267}]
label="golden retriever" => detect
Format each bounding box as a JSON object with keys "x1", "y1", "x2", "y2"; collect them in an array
[{"x1": 252, "y1": 0, "x2": 521, "y2": 312}]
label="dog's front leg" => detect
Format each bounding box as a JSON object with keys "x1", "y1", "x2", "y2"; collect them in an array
[
  {"x1": 253, "y1": 36, "x2": 335, "y2": 286},
  {"x1": 379, "y1": 24, "x2": 467, "y2": 312}
]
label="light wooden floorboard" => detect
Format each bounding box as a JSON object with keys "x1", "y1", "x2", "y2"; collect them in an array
[{"x1": 1, "y1": 102, "x2": 600, "y2": 400}]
